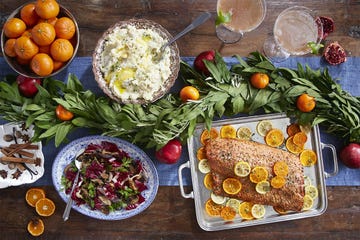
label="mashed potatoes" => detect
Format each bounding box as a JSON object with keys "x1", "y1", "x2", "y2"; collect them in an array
[{"x1": 100, "y1": 25, "x2": 172, "y2": 102}]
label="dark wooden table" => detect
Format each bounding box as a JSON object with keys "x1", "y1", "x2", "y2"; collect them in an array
[{"x1": 1, "y1": 1, "x2": 360, "y2": 239}]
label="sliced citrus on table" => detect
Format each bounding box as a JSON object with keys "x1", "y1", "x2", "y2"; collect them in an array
[
  {"x1": 27, "y1": 217, "x2": 44, "y2": 237},
  {"x1": 200, "y1": 127, "x2": 219, "y2": 145},
  {"x1": 265, "y1": 128, "x2": 284, "y2": 147},
  {"x1": 293, "y1": 132, "x2": 308, "y2": 146},
  {"x1": 273, "y1": 161, "x2": 289, "y2": 177},
  {"x1": 300, "y1": 149, "x2": 317, "y2": 166},
  {"x1": 270, "y1": 175, "x2": 286, "y2": 189},
  {"x1": 251, "y1": 204, "x2": 266, "y2": 219},
  {"x1": 255, "y1": 180, "x2": 271, "y2": 194},
  {"x1": 256, "y1": 120, "x2": 273, "y2": 136},
  {"x1": 220, "y1": 206, "x2": 237, "y2": 221},
  {"x1": 220, "y1": 125, "x2": 237, "y2": 138},
  {"x1": 236, "y1": 126, "x2": 252, "y2": 140},
  {"x1": 286, "y1": 123, "x2": 301, "y2": 137},
  {"x1": 222, "y1": 178, "x2": 242, "y2": 195},
  {"x1": 225, "y1": 198, "x2": 242, "y2": 214},
  {"x1": 305, "y1": 185, "x2": 319, "y2": 199},
  {"x1": 249, "y1": 166, "x2": 268, "y2": 183},
  {"x1": 198, "y1": 159, "x2": 211, "y2": 174},
  {"x1": 196, "y1": 146, "x2": 207, "y2": 161},
  {"x1": 302, "y1": 194, "x2": 314, "y2": 210},
  {"x1": 286, "y1": 136, "x2": 304, "y2": 154},
  {"x1": 35, "y1": 198, "x2": 56, "y2": 217},
  {"x1": 239, "y1": 202, "x2": 254, "y2": 220},
  {"x1": 205, "y1": 198, "x2": 223, "y2": 216},
  {"x1": 210, "y1": 192, "x2": 227, "y2": 205},
  {"x1": 203, "y1": 173, "x2": 214, "y2": 190},
  {"x1": 234, "y1": 161, "x2": 251, "y2": 177},
  {"x1": 26, "y1": 188, "x2": 46, "y2": 207}
]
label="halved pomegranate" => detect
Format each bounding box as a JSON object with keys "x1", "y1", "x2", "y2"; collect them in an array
[
  {"x1": 323, "y1": 41, "x2": 347, "y2": 65},
  {"x1": 316, "y1": 16, "x2": 335, "y2": 40}
]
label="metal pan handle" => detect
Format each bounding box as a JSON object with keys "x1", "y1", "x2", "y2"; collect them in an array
[
  {"x1": 321, "y1": 143, "x2": 339, "y2": 178},
  {"x1": 178, "y1": 161, "x2": 194, "y2": 199}
]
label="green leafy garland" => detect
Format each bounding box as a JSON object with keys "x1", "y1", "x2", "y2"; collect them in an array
[{"x1": 0, "y1": 52, "x2": 359, "y2": 149}]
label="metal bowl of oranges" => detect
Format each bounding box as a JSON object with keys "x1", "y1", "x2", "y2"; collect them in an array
[{"x1": 1, "y1": 0, "x2": 79, "y2": 78}]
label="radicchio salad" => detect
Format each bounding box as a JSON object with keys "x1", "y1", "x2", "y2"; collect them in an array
[{"x1": 62, "y1": 141, "x2": 147, "y2": 214}]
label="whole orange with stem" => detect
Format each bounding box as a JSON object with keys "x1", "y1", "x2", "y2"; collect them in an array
[
  {"x1": 31, "y1": 22, "x2": 56, "y2": 46},
  {"x1": 30, "y1": 53, "x2": 54, "y2": 76},
  {"x1": 50, "y1": 38, "x2": 74, "y2": 62},
  {"x1": 3, "y1": 18, "x2": 26, "y2": 38},
  {"x1": 54, "y1": 17, "x2": 76, "y2": 39},
  {"x1": 179, "y1": 86, "x2": 200, "y2": 102},
  {"x1": 4, "y1": 39, "x2": 17, "y2": 57},
  {"x1": 296, "y1": 93, "x2": 316, "y2": 112},
  {"x1": 35, "y1": 0, "x2": 60, "y2": 19},
  {"x1": 250, "y1": 72, "x2": 269, "y2": 89},
  {"x1": 14, "y1": 36, "x2": 39, "y2": 60},
  {"x1": 20, "y1": 3, "x2": 39, "y2": 26}
]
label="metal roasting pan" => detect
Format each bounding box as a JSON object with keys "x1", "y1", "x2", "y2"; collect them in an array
[{"x1": 178, "y1": 113, "x2": 338, "y2": 231}]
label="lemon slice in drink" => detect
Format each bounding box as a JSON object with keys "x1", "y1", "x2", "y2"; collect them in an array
[
  {"x1": 198, "y1": 159, "x2": 211, "y2": 174},
  {"x1": 305, "y1": 185, "x2": 318, "y2": 199},
  {"x1": 210, "y1": 192, "x2": 227, "y2": 205},
  {"x1": 251, "y1": 204, "x2": 266, "y2": 219},
  {"x1": 302, "y1": 195, "x2": 314, "y2": 210},
  {"x1": 256, "y1": 120, "x2": 273, "y2": 136},
  {"x1": 234, "y1": 161, "x2": 251, "y2": 177}
]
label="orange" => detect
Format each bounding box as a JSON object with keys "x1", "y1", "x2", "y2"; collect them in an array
[
  {"x1": 31, "y1": 22, "x2": 56, "y2": 46},
  {"x1": 50, "y1": 38, "x2": 74, "y2": 62},
  {"x1": 222, "y1": 177, "x2": 242, "y2": 195},
  {"x1": 205, "y1": 198, "x2": 223, "y2": 216},
  {"x1": 38, "y1": 44, "x2": 51, "y2": 54},
  {"x1": 265, "y1": 128, "x2": 284, "y2": 147},
  {"x1": 271, "y1": 175, "x2": 286, "y2": 188},
  {"x1": 27, "y1": 217, "x2": 44, "y2": 236},
  {"x1": 38, "y1": 17, "x2": 58, "y2": 26},
  {"x1": 273, "y1": 206, "x2": 288, "y2": 215},
  {"x1": 249, "y1": 166, "x2": 268, "y2": 183},
  {"x1": 14, "y1": 36, "x2": 39, "y2": 60},
  {"x1": 55, "y1": 104, "x2": 74, "y2": 121},
  {"x1": 16, "y1": 56, "x2": 31, "y2": 65},
  {"x1": 53, "y1": 60, "x2": 64, "y2": 71},
  {"x1": 220, "y1": 125, "x2": 237, "y2": 138},
  {"x1": 35, "y1": 0, "x2": 60, "y2": 19},
  {"x1": 3, "y1": 17, "x2": 26, "y2": 38},
  {"x1": 203, "y1": 173, "x2": 213, "y2": 190},
  {"x1": 179, "y1": 86, "x2": 200, "y2": 102},
  {"x1": 296, "y1": 93, "x2": 316, "y2": 112},
  {"x1": 200, "y1": 128, "x2": 219, "y2": 145},
  {"x1": 293, "y1": 132, "x2": 308, "y2": 146},
  {"x1": 22, "y1": 29, "x2": 33, "y2": 38},
  {"x1": 220, "y1": 206, "x2": 236, "y2": 221},
  {"x1": 239, "y1": 201, "x2": 254, "y2": 220},
  {"x1": 35, "y1": 197, "x2": 56, "y2": 216},
  {"x1": 54, "y1": 17, "x2": 76, "y2": 39},
  {"x1": 273, "y1": 161, "x2": 289, "y2": 177},
  {"x1": 31, "y1": 53, "x2": 54, "y2": 76},
  {"x1": 250, "y1": 72, "x2": 269, "y2": 89},
  {"x1": 285, "y1": 136, "x2": 304, "y2": 154},
  {"x1": 286, "y1": 123, "x2": 301, "y2": 137},
  {"x1": 300, "y1": 149, "x2": 317, "y2": 167},
  {"x1": 20, "y1": 3, "x2": 39, "y2": 27},
  {"x1": 4, "y1": 38, "x2": 17, "y2": 57},
  {"x1": 196, "y1": 146, "x2": 207, "y2": 161},
  {"x1": 25, "y1": 188, "x2": 46, "y2": 207}
]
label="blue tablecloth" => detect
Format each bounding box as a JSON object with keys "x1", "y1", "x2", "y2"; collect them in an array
[{"x1": 0, "y1": 56, "x2": 359, "y2": 187}]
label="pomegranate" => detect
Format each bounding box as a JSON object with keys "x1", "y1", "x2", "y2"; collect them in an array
[
  {"x1": 316, "y1": 16, "x2": 334, "y2": 40},
  {"x1": 16, "y1": 75, "x2": 41, "y2": 97},
  {"x1": 155, "y1": 139, "x2": 182, "y2": 164},
  {"x1": 340, "y1": 143, "x2": 360, "y2": 169},
  {"x1": 323, "y1": 41, "x2": 347, "y2": 65},
  {"x1": 194, "y1": 50, "x2": 215, "y2": 75}
]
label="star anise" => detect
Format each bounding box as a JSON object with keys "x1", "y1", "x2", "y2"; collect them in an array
[
  {"x1": 20, "y1": 134, "x2": 31, "y2": 142},
  {"x1": 0, "y1": 170, "x2": 8, "y2": 179},
  {"x1": 12, "y1": 169, "x2": 22, "y2": 179}
]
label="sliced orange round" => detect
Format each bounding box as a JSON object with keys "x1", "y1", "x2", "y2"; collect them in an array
[
  {"x1": 220, "y1": 125, "x2": 237, "y2": 138},
  {"x1": 273, "y1": 205, "x2": 288, "y2": 215},
  {"x1": 222, "y1": 178, "x2": 242, "y2": 195},
  {"x1": 300, "y1": 149, "x2": 317, "y2": 167},
  {"x1": 35, "y1": 198, "x2": 56, "y2": 217},
  {"x1": 286, "y1": 123, "x2": 301, "y2": 137},
  {"x1": 196, "y1": 146, "x2": 207, "y2": 161},
  {"x1": 239, "y1": 202, "x2": 254, "y2": 220},
  {"x1": 25, "y1": 188, "x2": 46, "y2": 207},
  {"x1": 220, "y1": 206, "x2": 237, "y2": 221},
  {"x1": 205, "y1": 198, "x2": 223, "y2": 216},
  {"x1": 273, "y1": 161, "x2": 289, "y2": 177},
  {"x1": 293, "y1": 132, "x2": 308, "y2": 146},
  {"x1": 203, "y1": 173, "x2": 214, "y2": 190},
  {"x1": 265, "y1": 128, "x2": 284, "y2": 147},
  {"x1": 200, "y1": 128, "x2": 219, "y2": 145},
  {"x1": 27, "y1": 217, "x2": 44, "y2": 237},
  {"x1": 236, "y1": 126, "x2": 252, "y2": 140},
  {"x1": 286, "y1": 136, "x2": 304, "y2": 154},
  {"x1": 249, "y1": 166, "x2": 268, "y2": 183},
  {"x1": 271, "y1": 175, "x2": 286, "y2": 188}
]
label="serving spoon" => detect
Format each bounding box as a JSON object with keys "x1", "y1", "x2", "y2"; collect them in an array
[
  {"x1": 62, "y1": 150, "x2": 84, "y2": 221},
  {"x1": 152, "y1": 11, "x2": 212, "y2": 62}
]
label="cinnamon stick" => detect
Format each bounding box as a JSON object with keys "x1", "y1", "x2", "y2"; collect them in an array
[
  {"x1": 0, "y1": 156, "x2": 38, "y2": 165},
  {"x1": 3, "y1": 147, "x2": 34, "y2": 158},
  {"x1": 8, "y1": 143, "x2": 39, "y2": 150}
]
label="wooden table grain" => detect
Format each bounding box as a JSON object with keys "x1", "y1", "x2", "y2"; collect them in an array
[{"x1": 1, "y1": 1, "x2": 360, "y2": 239}]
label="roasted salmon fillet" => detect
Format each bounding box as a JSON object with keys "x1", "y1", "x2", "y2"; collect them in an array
[{"x1": 205, "y1": 138, "x2": 305, "y2": 211}]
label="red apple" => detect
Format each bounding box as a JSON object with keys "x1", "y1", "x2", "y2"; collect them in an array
[
  {"x1": 155, "y1": 139, "x2": 182, "y2": 164},
  {"x1": 194, "y1": 50, "x2": 215, "y2": 75},
  {"x1": 16, "y1": 75, "x2": 41, "y2": 98},
  {"x1": 340, "y1": 143, "x2": 360, "y2": 169}
]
